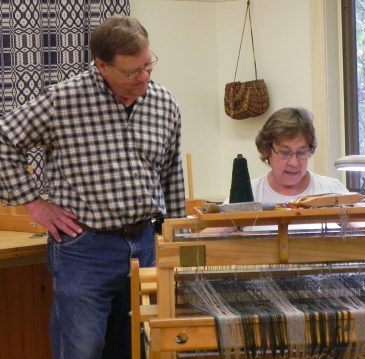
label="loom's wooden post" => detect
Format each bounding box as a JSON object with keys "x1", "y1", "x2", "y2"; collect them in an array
[
  {"x1": 151, "y1": 268, "x2": 174, "y2": 358},
  {"x1": 155, "y1": 234, "x2": 170, "y2": 323},
  {"x1": 156, "y1": 229, "x2": 175, "y2": 318},
  {"x1": 278, "y1": 222, "x2": 289, "y2": 263},
  {"x1": 151, "y1": 227, "x2": 175, "y2": 358},
  {"x1": 186, "y1": 153, "x2": 194, "y2": 199},
  {"x1": 161, "y1": 220, "x2": 174, "y2": 243},
  {"x1": 130, "y1": 259, "x2": 141, "y2": 359},
  {"x1": 184, "y1": 153, "x2": 206, "y2": 216}
]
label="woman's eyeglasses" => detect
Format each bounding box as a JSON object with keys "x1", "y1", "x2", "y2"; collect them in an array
[{"x1": 271, "y1": 146, "x2": 312, "y2": 160}]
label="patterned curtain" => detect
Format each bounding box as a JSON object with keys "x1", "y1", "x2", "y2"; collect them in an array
[{"x1": 0, "y1": 0, "x2": 130, "y2": 194}]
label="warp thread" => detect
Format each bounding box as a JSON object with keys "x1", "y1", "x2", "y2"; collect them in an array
[{"x1": 178, "y1": 271, "x2": 365, "y2": 359}]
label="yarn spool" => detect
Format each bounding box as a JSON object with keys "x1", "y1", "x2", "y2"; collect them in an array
[{"x1": 229, "y1": 154, "x2": 254, "y2": 203}]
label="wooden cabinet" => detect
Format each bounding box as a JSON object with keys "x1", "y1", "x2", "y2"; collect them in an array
[
  {"x1": 0, "y1": 261, "x2": 52, "y2": 359},
  {"x1": 0, "y1": 204, "x2": 52, "y2": 359}
]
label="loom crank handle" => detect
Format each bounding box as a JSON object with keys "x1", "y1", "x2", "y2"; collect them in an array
[{"x1": 175, "y1": 332, "x2": 189, "y2": 344}]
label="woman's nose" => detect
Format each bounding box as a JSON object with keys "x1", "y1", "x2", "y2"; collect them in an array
[{"x1": 287, "y1": 154, "x2": 300, "y2": 166}]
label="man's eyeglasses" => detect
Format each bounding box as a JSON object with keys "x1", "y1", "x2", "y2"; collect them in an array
[
  {"x1": 271, "y1": 146, "x2": 312, "y2": 160},
  {"x1": 115, "y1": 53, "x2": 159, "y2": 79}
]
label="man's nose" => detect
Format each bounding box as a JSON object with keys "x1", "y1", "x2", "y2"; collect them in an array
[{"x1": 136, "y1": 68, "x2": 151, "y2": 81}]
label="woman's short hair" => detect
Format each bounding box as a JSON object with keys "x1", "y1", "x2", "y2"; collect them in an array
[
  {"x1": 255, "y1": 107, "x2": 318, "y2": 163},
  {"x1": 90, "y1": 15, "x2": 149, "y2": 63}
]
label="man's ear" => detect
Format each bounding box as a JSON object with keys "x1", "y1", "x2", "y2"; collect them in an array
[{"x1": 95, "y1": 58, "x2": 107, "y2": 75}]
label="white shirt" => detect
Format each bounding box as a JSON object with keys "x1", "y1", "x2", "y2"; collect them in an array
[
  {"x1": 251, "y1": 170, "x2": 349, "y2": 204},
  {"x1": 224, "y1": 170, "x2": 349, "y2": 232}
]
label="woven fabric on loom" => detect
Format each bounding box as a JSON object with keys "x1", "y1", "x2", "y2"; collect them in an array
[
  {"x1": 178, "y1": 271, "x2": 365, "y2": 359},
  {"x1": 0, "y1": 0, "x2": 130, "y2": 194}
]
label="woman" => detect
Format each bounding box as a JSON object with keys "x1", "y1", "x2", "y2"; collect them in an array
[
  {"x1": 252, "y1": 107, "x2": 348, "y2": 203},
  {"x1": 217, "y1": 107, "x2": 349, "y2": 233}
]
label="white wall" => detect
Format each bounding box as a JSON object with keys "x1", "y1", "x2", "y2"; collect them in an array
[
  {"x1": 131, "y1": 0, "x2": 221, "y2": 200},
  {"x1": 216, "y1": 0, "x2": 312, "y2": 200},
  {"x1": 131, "y1": 0, "x2": 343, "y2": 201}
]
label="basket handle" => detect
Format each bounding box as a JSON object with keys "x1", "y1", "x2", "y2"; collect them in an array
[{"x1": 233, "y1": 0, "x2": 258, "y2": 82}]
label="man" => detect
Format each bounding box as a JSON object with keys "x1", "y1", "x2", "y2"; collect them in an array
[{"x1": 0, "y1": 15, "x2": 186, "y2": 359}]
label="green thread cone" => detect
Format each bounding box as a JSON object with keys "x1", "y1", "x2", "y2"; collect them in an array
[{"x1": 229, "y1": 154, "x2": 254, "y2": 203}]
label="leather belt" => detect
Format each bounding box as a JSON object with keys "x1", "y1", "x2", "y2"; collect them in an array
[{"x1": 77, "y1": 220, "x2": 151, "y2": 237}]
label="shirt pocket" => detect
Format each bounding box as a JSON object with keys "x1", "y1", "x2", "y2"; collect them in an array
[{"x1": 131, "y1": 123, "x2": 168, "y2": 165}]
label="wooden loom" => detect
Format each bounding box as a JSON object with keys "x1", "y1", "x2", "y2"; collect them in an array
[{"x1": 130, "y1": 204, "x2": 365, "y2": 359}]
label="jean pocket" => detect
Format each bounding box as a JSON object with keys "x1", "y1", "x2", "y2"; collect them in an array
[{"x1": 56, "y1": 229, "x2": 90, "y2": 246}]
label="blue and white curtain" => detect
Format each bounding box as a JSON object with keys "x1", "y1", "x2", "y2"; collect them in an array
[{"x1": 0, "y1": 0, "x2": 130, "y2": 194}]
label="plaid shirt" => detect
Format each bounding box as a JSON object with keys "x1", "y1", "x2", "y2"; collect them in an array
[{"x1": 0, "y1": 66, "x2": 186, "y2": 229}]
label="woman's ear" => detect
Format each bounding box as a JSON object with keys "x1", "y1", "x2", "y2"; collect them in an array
[{"x1": 264, "y1": 149, "x2": 271, "y2": 163}]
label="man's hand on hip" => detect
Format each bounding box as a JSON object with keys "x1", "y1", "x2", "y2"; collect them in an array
[{"x1": 25, "y1": 198, "x2": 82, "y2": 242}]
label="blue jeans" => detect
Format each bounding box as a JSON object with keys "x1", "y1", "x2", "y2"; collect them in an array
[{"x1": 47, "y1": 223, "x2": 155, "y2": 359}]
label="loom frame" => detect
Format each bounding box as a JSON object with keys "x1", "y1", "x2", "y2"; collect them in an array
[{"x1": 130, "y1": 206, "x2": 365, "y2": 359}]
